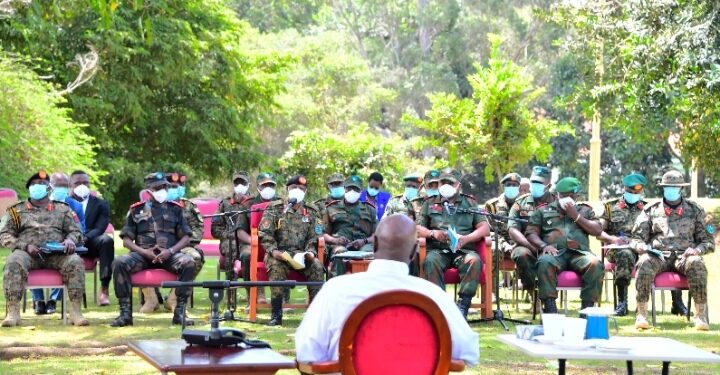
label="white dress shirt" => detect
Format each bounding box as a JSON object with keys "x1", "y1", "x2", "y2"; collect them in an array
[
  {"x1": 81, "y1": 197, "x2": 89, "y2": 215},
  {"x1": 295, "y1": 259, "x2": 479, "y2": 366}
]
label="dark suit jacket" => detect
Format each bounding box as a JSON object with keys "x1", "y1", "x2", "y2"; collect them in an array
[{"x1": 83, "y1": 195, "x2": 111, "y2": 240}]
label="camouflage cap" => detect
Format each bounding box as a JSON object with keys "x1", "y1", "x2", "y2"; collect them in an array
[
  {"x1": 500, "y1": 172, "x2": 522, "y2": 185},
  {"x1": 424, "y1": 170, "x2": 441, "y2": 184},
  {"x1": 555, "y1": 177, "x2": 582, "y2": 194},
  {"x1": 232, "y1": 171, "x2": 249, "y2": 184},
  {"x1": 144, "y1": 172, "x2": 168, "y2": 189},
  {"x1": 658, "y1": 170, "x2": 689, "y2": 187},
  {"x1": 439, "y1": 169, "x2": 461, "y2": 183},
  {"x1": 256, "y1": 172, "x2": 276, "y2": 186},
  {"x1": 403, "y1": 173, "x2": 423, "y2": 184},
  {"x1": 530, "y1": 166, "x2": 551, "y2": 183},
  {"x1": 326, "y1": 173, "x2": 344, "y2": 185},
  {"x1": 26, "y1": 170, "x2": 50, "y2": 188},
  {"x1": 622, "y1": 173, "x2": 646, "y2": 191},
  {"x1": 345, "y1": 175, "x2": 363, "y2": 189}
]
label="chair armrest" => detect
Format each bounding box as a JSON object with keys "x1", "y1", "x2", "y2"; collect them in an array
[
  {"x1": 449, "y1": 359, "x2": 466, "y2": 372},
  {"x1": 318, "y1": 236, "x2": 325, "y2": 266},
  {"x1": 250, "y1": 227, "x2": 259, "y2": 281},
  {"x1": 297, "y1": 360, "x2": 341, "y2": 374},
  {"x1": 418, "y1": 237, "x2": 427, "y2": 278}
]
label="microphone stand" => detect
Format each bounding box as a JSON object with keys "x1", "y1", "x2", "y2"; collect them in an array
[{"x1": 456, "y1": 207, "x2": 531, "y2": 330}]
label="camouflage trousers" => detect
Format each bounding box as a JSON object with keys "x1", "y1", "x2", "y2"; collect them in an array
[
  {"x1": 635, "y1": 253, "x2": 707, "y2": 304},
  {"x1": 511, "y1": 246, "x2": 537, "y2": 291},
  {"x1": 537, "y1": 250, "x2": 604, "y2": 302},
  {"x1": 220, "y1": 239, "x2": 250, "y2": 281},
  {"x1": 264, "y1": 252, "x2": 324, "y2": 299},
  {"x1": 329, "y1": 243, "x2": 373, "y2": 278},
  {"x1": 606, "y1": 248, "x2": 636, "y2": 285},
  {"x1": 423, "y1": 250, "x2": 482, "y2": 297},
  {"x1": 3, "y1": 250, "x2": 85, "y2": 303},
  {"x1": 112, "y1": 251, "x2": 196, "y2": 300},
  {"x1": 181, "y1": 246, "x2": 205, "y2": 278}
]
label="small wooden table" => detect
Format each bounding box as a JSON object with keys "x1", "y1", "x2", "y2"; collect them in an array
[
  {"x1": 128, "y1": 339, "x2": 296, "y2": 375},
  {"x1": 349, "y1": 259, "x2": 372, "y2": 273}
]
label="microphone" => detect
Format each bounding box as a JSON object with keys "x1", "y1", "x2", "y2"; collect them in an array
[{"x1": 283, "y1": 198, "x2": 298, "y2": 214}]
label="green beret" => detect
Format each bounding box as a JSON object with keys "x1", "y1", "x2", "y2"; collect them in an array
[
  {"x1": 555, "y1": 177, "x2": 582, "y2": 194},
  {"x1": 530, "y1": 166, "x2": 551, "y2": 183},
  {"x1": 144, "y1": 172, "x2": 167, "y2": 189},
  {"x1": 256, "y1": 172, "x2": 276, "y2": 186},
  {"x1": 622, "y1": 173, "x2": 647, "y2": 190},
  {"x1": 345, "y1": 175, "x2": 363, "y2": 189},
  {"x1": 403, "y1": 173, "x2": 423, "y2": 184},
  {"x1": 424, "y1": 170, "x2": 441, "y2": 184},
  {"x1": 500, "y1": 173, "x2": 522, "y2": 185}
]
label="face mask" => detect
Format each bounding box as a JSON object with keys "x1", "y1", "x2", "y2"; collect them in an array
[
  {"x1": 167, "y1": 187, "x2": 180, "y2": 201},
  {"x1": 176, "y1": 186, "x2": 186, "y2": 199},
  {"x1": 345, "y1": 190, "x2": 361, "y2": 204},
  {"x1": 367, "y1": 187, "x2": 380, "y2": 197},
  {"x1": 288, "y1": 188, "x2": 306, "y2": 203},
  {"x1": 151, "y1": 189, "x2": 168, "y2": 203},
  {"x1": 504, "y1": 186, "x2": 520, "y2": 200},
  {"x1": 234, "y1": 183, "x2": 249, "y2": 195},
  {"x1": 330, "y1": 186, "x2": 345, "y2": 199},
  {"x1": 530, "y1": 182, "x2": 546, "y2": 198},
  {"x1": 73, "y1": 184, "x2": 90, "y2": 200},
  {"x1": 663, "y1": 187, "x2": 682, "y2": 202},
  {"x1": 29, "y1": 184, "x2": 49, "y2": 200},
  {"x1": 558, "y1": 196, "x2": 575, "y2": 208},
  {"x1": 51, "y1": 187, "x2": 69, "y2": 201},
  {"x1": 439, "y1": 184, "x2": 457, "y2": 199},
  {"x1": 426, "y1": 189, "x2": 439, "y2": 197},
  {"x1": 624, "y1": 192, "x2": 642, "y2": 205},
  {"x1": 404, "y1": 187, "x2": 419, "y2": 200},
  {"x1": 260, "y1": 187, "x2": 276, "y2": 200}
]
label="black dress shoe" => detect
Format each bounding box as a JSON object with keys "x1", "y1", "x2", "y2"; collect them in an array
[
  {"x1": 34, "y1": 300, "x2": 47, "y2": 315},
  {"x1": 45, "y1": 300, "x2": 57, "y2": 314}
]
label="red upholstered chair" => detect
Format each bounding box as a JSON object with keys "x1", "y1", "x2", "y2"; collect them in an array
[
  {"x1": 530, "y1": 270, "x2": 583, "y2": 320},
  {"x1": 130, "y1": 269, "x2": 179, "y2": 312},
  {"x1": 651, "y1": 272, "x2": 692, "y2": 326},
  {"x1": 248, "y1": 202, "x2": 325, "y2": 322},
  {"x1": 81, "y1": 223, "x2": 115, "y2": 307},
  {"x1": 297, "y1": 290, "x2": 465, "y2": 374},
  {"x1": 0, "y1": 188, "x2": 18, "y2": 214},
  {"x1": 188, "y1": 198, "x2": 222, "y2": 278},
  {"x1": 22, "y1": 270, "x2": 68, "y2": 325},
  {"x1": 418, "y1": 238, "x2": 493, "y2": 320}
]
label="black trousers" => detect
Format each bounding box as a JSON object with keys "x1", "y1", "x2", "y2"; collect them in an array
[
  {"x1": 112, "y1": 252, "x2": 196, "y2": 300},
  {"x1": 85, "y1": 234, "x2": 115, "y2": 288}
]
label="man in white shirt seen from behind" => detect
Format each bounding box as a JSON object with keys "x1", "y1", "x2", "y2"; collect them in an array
[{"x1": 295, "y1": 214, "x2": 479, "y2": 366}]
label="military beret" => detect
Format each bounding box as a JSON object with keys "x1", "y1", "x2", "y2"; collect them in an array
[
  {"x1": 555, "y1": 177, "x2": 582, "y2": 194},
  {"x1": 232, "y1": 171, "x2": 249, "y2": 183},
  {"x1": 530, "y1": 166, "x2": 551, "y2": 183},
  {"x1": 658, "y1": 170, "x2": 690, "y2": 187},
  {"x1": 439, "y1": 169, "x2": 461, "y2": 183},
  {"x1": 144, "y1": 172, "x2": 168, "y2": 189},
  {"x1": 166, "y1": 172, "x2": 186, "y2": 184},
  {"x1": 286, "y1": 175, "x2": 308, "y2": 187},
  {"x1": 256, "y1": 172, "x2": 276, "y2": 186},
  {"x1": 501, "y1": 172, "x2": 522, "y2": 185},
  {"x1": 345, "y1": 175, "x2": 363, "y2": 189},
  {"x1": 622, "y1": 173, "x2": 647, "y2": 191},
  {"x1": 26, "y1": 170, "x2": 49, "y2": 189},
  {"x1": 403, "y1": 173, "x2": 423, "y2": 184},
  {"x1": 326, "y1": 173, "x2": 344, "y2": 185},
  {"x1": 424, "y1": 170, "x2": 441, "y2": 184}
]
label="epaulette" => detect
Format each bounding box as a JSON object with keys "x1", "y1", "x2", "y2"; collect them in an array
[
  {"x1": 485, "y1": 196, "x2": 499, "y2": 205},
  {"x1": 6, "y1": 206, "x2": 21, "y2": 229},
  {"x1": 168, "y1": 201, "x2": 182, "y2": 207},
  {"x1": 602, "y1": 197, "x2": 620, "y2": 205},
  {"x1": 326, "y1": 200, "x2": 341, "y2": 208},
  {"x1": 304, "y1": 201, "x2": 320, "y2": 212},
  {"x1": 394, "y1": 194, "x2": 404, "y2": 199},
  {"x1": 50, "y1": 199, "x2": 69, "y2": 206},
  {"x1": 268, "y1": 199, "x2": 284, "y2": 208},
  {"x1": 181, "y1": 197, "x2": 194, "y2": 206},
  {"x1": 683, "y1": 199, "x2": 704, "y2": 213},
  {"x1": 645, "y1": 201, "x2": 662, "y2": 212},
  {"x1": 362, "y1": 200, "x2": 376, "y2": 209},
  {"x1": 516, "y1": 193, "x2": 531, "y2": 201},
  {"x1": 410, "y1": 196, "x2": 424, "y2": 202},
  {"x1": 129, "y1": 201, "x2": 144, "y2": 209},
  {"x1": 461, "y1": 193, "x2": 477, "y2": 201}
]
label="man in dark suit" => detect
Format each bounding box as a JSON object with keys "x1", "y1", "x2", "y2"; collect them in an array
[{"x1": 70, "y1": 170, "x2": 115, "y2": 306}]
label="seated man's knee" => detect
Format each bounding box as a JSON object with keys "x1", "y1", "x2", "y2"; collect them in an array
[{"x1": 463, "y1": 253, "x2": 482, "y2": 270}]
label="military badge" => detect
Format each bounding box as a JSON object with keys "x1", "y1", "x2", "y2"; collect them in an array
[
  {"x1": 707, "y1": 224, "x2": 715, "y2": 235},
  {"x1": 259, "y1": 217, "x2": 272, "y2": 231},
  {"x1": 314, "y1": 224, "x2": 323, "y2": 235}
]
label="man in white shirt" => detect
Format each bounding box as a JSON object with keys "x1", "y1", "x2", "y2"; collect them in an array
[{"x1": 295, "y1": 214, "x2": 479, "y2": 366}]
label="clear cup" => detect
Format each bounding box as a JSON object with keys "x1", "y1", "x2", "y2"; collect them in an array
[
  {"x1": 563, "y1": 317, "x2": 587, "y2": 341},
  {"x1": 542, "y1": 313, "x2": 565, "y2": 339}
]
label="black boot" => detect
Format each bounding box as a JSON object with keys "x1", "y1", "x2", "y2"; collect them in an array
[
  {"x1": 457, "y1": 294, "x2": 472, "y2": 319},
  {"x1": 33, "y1": 300, "x2": 47, "y2": 315},
  {"x1": 670, "y1": 290, "x2": 689, "y2": 316},
  {"x1": 579, "y1": 300, "x2": 594, "y2": 319},
  {"x1": 543, "y1": 298, "x2": 557, "y2": 314},
  {"x1": 172, "y1": 299, "x2": 194, "y2": 326},
  {"x1": 45, "y1": 300, "x2": 57, "y2": 314},
  {"x1": 614, "y1": 282, "x2": 628, "y2": 317},
  {"x1": 267, "y1": 297, "x2": 283, "y2": 326},
  {"x1": 110, "y1": 298, "x2": 133, "y2": 327}
]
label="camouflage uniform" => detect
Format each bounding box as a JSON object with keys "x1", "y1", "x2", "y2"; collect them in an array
[
  {"x1": 178, "y1": 198, "x2": 205, "y2": 277},
  {"x1": 599, "y1": 197, "x2": 646, "y2": 285},
  {"x1": 417, "y1": 194, "x2": 486, "y2": 296},
  {"x1": 383, "y1": 194, "x2": 423, "y2": 220},
  {"x1": 323, "y1": 199, "x2": 377, "y2": 277},
  {"x1": 313, "y1": 195, "x2": 335, "y2": 222},
  {"x1": 527, "y1": 201, "x2": 604, "y2": 302},
  {"x1": 1, "y1": 200, "x2": 84, "y2": 304},
  {"x1": 211, "y1": 193, "x2": 252, "y2": 280},
  {"x1": 508, "y1": 193, "x2": 556, "y2": 290}
]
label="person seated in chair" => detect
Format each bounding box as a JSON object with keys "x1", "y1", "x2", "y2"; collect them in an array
[{"x1": 295, "y1": 214, "x2": 478, "y2": 366}]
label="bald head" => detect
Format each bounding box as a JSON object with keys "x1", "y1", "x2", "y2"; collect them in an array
[
  {"x1": 50, "y1": 172, "x2": 69, "y2": 188},
  {"x1": 373, "y1": 214, "x2": 418, "y2": 263}
]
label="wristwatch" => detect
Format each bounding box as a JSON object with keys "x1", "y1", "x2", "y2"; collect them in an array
[{"x1": 429, "y1": 230, "x2": 435, "y2": 240}]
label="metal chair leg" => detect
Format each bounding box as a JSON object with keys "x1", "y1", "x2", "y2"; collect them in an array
[{"x1": 651, "y1": 286, "x2": 657, "y2": 326}]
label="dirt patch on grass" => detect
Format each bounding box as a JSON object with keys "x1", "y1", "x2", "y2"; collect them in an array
[{"x1": 0, "y1": 345, "x2": 128, "y2": 360}]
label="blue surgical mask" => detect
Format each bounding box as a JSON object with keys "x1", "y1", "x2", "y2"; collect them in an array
[
  {"x1": 530, "y1": 182, "x2": 546, "y2": 198},
  {"x1": 623, "y1": 192, "x2": 642, "y2": 205},
  {"x1": 367, "y1": 187, "x2": 380, "y2": 197},
  {"x1": 167, "y1": 187, "x2": 180, "y2": 201},
  {"x1": 663, "y1": 187, "x2": 682, "y2": 202},
  {"x1": 426, "y1": 189, "x2": 439, "y2": 197},
  {"x1": 504, "y1": 186, "x2": 520, "y2": 200},
  {"x1": 51, "y1": 187, "x2": 69, "y2": 201},
  {"x1": 29, "y1": 184, "x2": 48, "y2": 200},
  {"x1": 404, "y1": 187, "x2": 419, "y2": 200},
  {"x1": 330, "y1": 186, "x2": 345, "y2": 199},
  {"x1": 176, "y1": 185, "x2": 186, "y2": 199}
]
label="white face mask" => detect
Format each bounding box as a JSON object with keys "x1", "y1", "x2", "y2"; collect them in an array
[
  {"x1": 260, "y1": 187, "x2": 276, "y2": 200},
  {"x1": 287, "y1": 188, "x2": 306, "y2": 203},
  {"x1": 73, "y1": 184, "x2": 90, "y2": 200},
  {"x1": 344, "y1": 190, "x2": 361, "y2": 204},
  {"x1": 151, "y1": 189, "x2": 168, "y2": 203},
  {"x1": 439, "y1": 184, "x2": 457, "y2": 199},
  {"x1": 234, "y1": 183, "x2": 249, "y2": 195},
  {"x1": 558, "y1": 195, "x2": 575, "y2": 208}
]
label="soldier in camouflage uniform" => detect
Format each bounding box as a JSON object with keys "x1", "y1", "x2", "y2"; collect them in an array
[
  {"x1": 110, "y1": 172, "x2": 197, "y2": 327},
  {"x1": 595, "y1": 173, "x2": 648, "y2": 316},
  {"x1": 259, "y1": 175, "x2": 324, "y2": 326},
  {"x1": 1, "y1": 171, "x2": 88, "y2": 327},
  {"x1": 314, "y1": 173, "x2": 345, "y2": 220},
  {"x1": 508, "y1": 166, "x2": 556, "y2": 296},
  {"x1": 323, "y1": 175, "x2": 377, "y2": 278},
  {"x1": 383, "y1": 173, "x2": 424, "y2": 275},
  {"x1": 630, "y1": 170, "x2": 712, "y2": 330},
  {"x1": 485, "y1": 172, "x2": 522, "y2": 291},
  {"x1": 526, "y1": 177, "x2": 604, "y2": 314},
  {"x1": 416, "y1": 169, "x2": 490, "y2": 319},
  {"x1": 423, "y1": 169, "x2": 441, "y2": 199}
]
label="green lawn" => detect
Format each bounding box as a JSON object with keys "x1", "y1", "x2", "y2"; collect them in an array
[{"x1": 1, "y1": 243, "x2": 719, "y2": 375}]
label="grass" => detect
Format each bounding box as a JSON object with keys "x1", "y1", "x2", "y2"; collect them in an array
[{"x1": 1, "y1": 241, "x2": 719, "y2": 375}]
